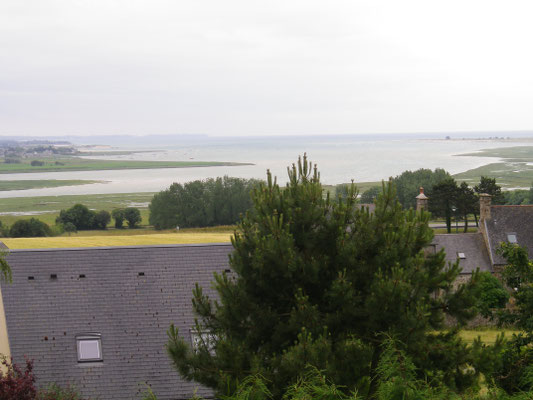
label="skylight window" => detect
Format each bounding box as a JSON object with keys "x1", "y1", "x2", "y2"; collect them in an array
[
  {"x1": 457, "y1": 252, "x2": 466, "y2": 259},
  {"x1": 507, "y1": 233, "x2": 518, "y2": 244},
  {"x1": 76, "y1": 334, "x2": 103, "y2": 362}
]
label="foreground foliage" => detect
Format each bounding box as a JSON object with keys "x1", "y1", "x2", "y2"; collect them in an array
[
  {"x1": 0, "y1": 358, "x2": 87, "y2": 400},
  {"x1": 168, "y1": 156, "x2": 486, "y2": 399},
  {"x1": 490, "y1": 243, "x2": 533, "y2": 394}
]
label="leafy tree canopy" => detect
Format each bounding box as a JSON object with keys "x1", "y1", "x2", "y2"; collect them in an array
[
  {"x1": 112, "y1": 208, "x2": 126, "y2": 229},
  {"x1": 392, "y1": 168, "x2": 451, "y2": 209},
  {"x1": 167, "y1": 156, "x2": 483, "y2": 399},
  {"x1": 56, "y1": 204, "x2": 111, "y2": 230},
  {"x1": 491, "y1": 244, "x2": 533, "y2": 393},
  {"x1": 359, "y1": 186, "x2": 382, "y2": 204},
  {"x1": 474, "y1": 177, "x2": 504, "y2": 205},
  {"x1": 149, "y1": 176, "x2": 261, "y2": 229},
  {"x1": 124, "y1": 207, "x2": 141, "y2": 228},
  {"x1": 9, "y1": 218, "x2": 51, "y2": 238}
]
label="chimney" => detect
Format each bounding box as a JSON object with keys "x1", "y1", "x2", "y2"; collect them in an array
[
  {"x1": 479, "y1": 193, "x2": 492, "y2": 221},
  {"x1": 416, "y1": 187, "x2": 428, "y2": 211}
]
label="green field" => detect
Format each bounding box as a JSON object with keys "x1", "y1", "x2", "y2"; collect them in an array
[
  {"x1": 0, "y1": 157, "x2": 252, "y2": 174},
  {"x1": 2, "y1": 226, "x2": 235, "y2": 249},
  {"x1": 458, "y1": 328, "x2": 520, "y2": 345},
  {"x1": 455, "y1": 146, "x2": 533, "y2": 188},
  {"x1": 0, "y1": 179, "x2": 102, "y2": 191}
]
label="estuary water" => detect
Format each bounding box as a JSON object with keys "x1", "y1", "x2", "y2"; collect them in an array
[{"x1": 0, "y1": 135, "x2": 528, "y2": 198}]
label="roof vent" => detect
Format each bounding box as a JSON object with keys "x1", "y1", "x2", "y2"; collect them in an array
[
  {"x1": 138, "y1": 272, "x2": 145, "y2": 276},
  {"x1": 50, "y1": 274, "x2": 58, "y2": 280},
  {"x1": 507, "y1": 233, "x2": 517, "y2": 243},
  {"x1": 28, "y1": 276, "x2": 34, "y2": 280},
  {"x1": 79, "y1": 274, "x2": 86, "y2": 279},
  {"x1": 224, "y1": 269, "x2": 231, "y2": 273},
  {"x1": 457, "y1": 252, "x2": 466, "y2": 259}
]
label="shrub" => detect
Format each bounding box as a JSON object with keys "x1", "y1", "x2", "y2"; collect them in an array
[
  {"x1": 0, "y1": 357, "x2": 37, "y2": 400},
  {"x1": 124, "y1": 207, "x2": 141, "y2": 228},
  {"x1": 56, "y1": 204, "x2": 95, "y2": 230},
  {"x1": 30, "y1": 160, "x2": 44, "y2": 167},
  {"x1": 9, "y1": 218, "x2": 51, "y2": 238},
  {"x1": 38, "y1": 383, "x2": 87, "y2": 400},
  {"x1": 475, "y1": 271, "x2": 510, "y2": 318},
  {"x1": 112, "y1": 209, "x2": 126, "y2": 229},
  {"x1": 62, "y1": 222, "x2": 77, "y2": 235},
  {"x1": 93, "y1": 210, "x2": 111, "y2": 230}
]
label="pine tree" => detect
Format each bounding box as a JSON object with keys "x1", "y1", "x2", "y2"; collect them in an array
[{"x1": 167, "y1": 155, "x2": 482, "y2": 398}]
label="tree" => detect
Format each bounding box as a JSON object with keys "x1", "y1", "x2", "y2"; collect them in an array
[
  {"x1": 149, "y1": 177, "x2": 260, "y2": 229},
  {"x1": 428, "y1": 178, "x2": 458, "y2": 233},
  {"x1": 504, "y1": 189, "x2": 530, "y2": 205},
  {"x1": 474, "y1": 177, "x2": 504, "y2": 205},
  {"x1": 149, "y1": 184, "x2": 182, "y2": 230},
  {"x1": 9, "y1": 218, "x2": 51, "y2": 238},
  {"x1": 62, "y1": 222, "x2": 77, "y2": 235},
  {"x1": 474, "y1": 271, "x2": 509, "y2": 318},
  {"x1": 455, "y1": 182, "x2": 478, "y2": 231},
  {"x1": 93, "y1": 210, "x2": 111, "y2": 230},
  {"x1": 111, "y1": 209, "x2": 126, "y2": 229},
  {"x1": 359, "y1": 186, "x2": 381, "y2": 204},
  {"x1": 0, "y1": 249, "x2": 11, "y2": 283},
  {"x1": 167, "y1": 156, "x2": 482, "y2": 398},
  {"x1": 392, "y1": 168, "x2": 451, "y2": 209},
  {"x1": 491, "y1": 243, "x2": 533, "y2": 393},
  {"x1": 123, "y1": 207, "x2": 141, "y2": 228},
  {"x1": 56, "y1": 204, "x2": 95, "y2": 230}
]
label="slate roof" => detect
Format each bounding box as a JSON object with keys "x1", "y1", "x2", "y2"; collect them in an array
[
  {"x1": 0, "y1": 243, "x2": 233, "y2": 400},
  {"x1": 484, "y1": 206, "x2": 533, "y2": 265},
  {"x1": 431, "y1": 233, "x2": 492, "y2": 274}
]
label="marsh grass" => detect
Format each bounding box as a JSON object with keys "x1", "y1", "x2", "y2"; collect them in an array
[
  {"x1": 0, "y1": 179, "x2": 102, "y2": 191},
  {"x1": 0, "y1": 157, "x2": 251, "y2": 174}
]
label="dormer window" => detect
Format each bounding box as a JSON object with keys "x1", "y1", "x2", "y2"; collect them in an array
[
  {"x1": 76, "y1": 333, "x2": 103, "y2": 362},
  {"x1": 457, "y1": 252, "x2": 466, "y2": 259},
  {"x1": 507, "y1": 233, "x2": 517, "y2": 244}
]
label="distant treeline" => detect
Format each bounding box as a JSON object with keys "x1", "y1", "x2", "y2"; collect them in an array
[{"x1": 149, "y1": 176, "x2": 262, "y2": 229}]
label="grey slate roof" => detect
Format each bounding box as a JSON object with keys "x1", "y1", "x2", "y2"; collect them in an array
[
  {"x1": 431, "y1": 233, "x2": 492, "y2": 274},
  {"x1": 483, "y1": 206, "x2": 533, "y2": 266},
  {"x1": 1, "y1": 243, "x2": 233, "y2": 400}
]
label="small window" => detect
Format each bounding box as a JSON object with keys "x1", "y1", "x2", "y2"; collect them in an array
[
  {"x1": 76, "y1": 334, "x2": 103, "y2": 362},
  {"x1": 507, "y1": 233, "x2": 517, "y2": 243},
  {"x1": 457, "y1": 252, "x2": 466, "y2": 259}
]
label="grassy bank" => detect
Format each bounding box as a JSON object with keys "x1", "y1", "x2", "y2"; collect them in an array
[
  {"x1": 0, "y1": 157, "x2": 252, "y2": 174},
  {"x1": 0, "y1": 179, "x2": 102, "y2": 191},
  {"x1": 454, "y1": 146, "x2": 533, "y2": 188}
]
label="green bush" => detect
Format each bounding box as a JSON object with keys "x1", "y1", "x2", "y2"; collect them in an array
[
  {"x1": 475, "y1": 272, "x2": 510, "y2": 318},
  {"x1": 9, "y1": 218, "x2": 51, "y2": 238}
]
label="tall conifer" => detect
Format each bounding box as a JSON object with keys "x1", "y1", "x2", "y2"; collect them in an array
[{"x1": 168, "y1": 155, "x2": 482, "y2": 398}]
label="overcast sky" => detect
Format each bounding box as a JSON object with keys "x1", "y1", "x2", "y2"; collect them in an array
[{"x1": 1, "y1": 0, "x2": 533, "y2": 137}]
